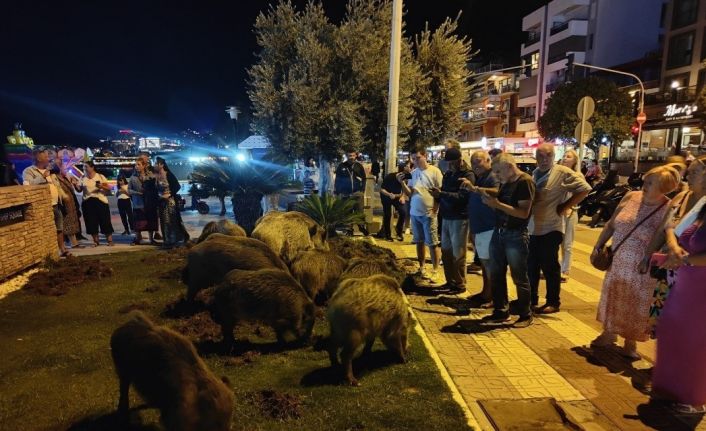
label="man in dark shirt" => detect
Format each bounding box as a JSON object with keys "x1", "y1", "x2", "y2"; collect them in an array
[
  {"x1": 334, "y1": 150, "x2": 369, "y2": 236},
  {"x1": 377, "y1": 163, "x2": 408, "y2": 241},
  {"x1": 479, "y1": 153, "x2": 536, "y2": 327},
  {"x1": 431, "y1": 148, "x2": 473, "y2": 293}
]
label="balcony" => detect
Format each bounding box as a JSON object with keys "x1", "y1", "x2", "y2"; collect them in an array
[
  {"x1": 500, "y1": 83, "x2": 517, "y2": 94},
  {"x1": 644, "y1": 86, "x2": 698, "y2": 105},
  {"x1": 520, "y1": 116, "x2": 535, "y2": 124},
  {"x1": 550, "y1": 22, "x2": 569, "y2": 36},
  {"x1": 545, "y1": 80, "x2": 564, "y2": 93},
  {"x1": 524, "y1": 32, "x2": 541, "y2": 48}
]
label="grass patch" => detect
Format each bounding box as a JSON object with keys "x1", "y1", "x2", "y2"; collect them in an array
[{"x1": 0, "y1": 249, "x2": 469, "y2": 430}]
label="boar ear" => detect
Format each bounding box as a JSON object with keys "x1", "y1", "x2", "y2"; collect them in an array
[
  {"x1": 308, "y1": 224, "x2": 318, "y2": 238},
  {"x1": 220, "y1": 376, "x2": 231, "y2": 386}
]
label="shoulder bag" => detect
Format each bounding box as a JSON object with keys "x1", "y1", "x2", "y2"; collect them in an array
[{"x1": 591, "y1": 199, "x2": 667, "y2": 271}]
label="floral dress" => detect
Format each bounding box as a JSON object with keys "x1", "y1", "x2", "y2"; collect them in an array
[{"x1": 597, "y1": 191, "x2": 670, "y2": 341}]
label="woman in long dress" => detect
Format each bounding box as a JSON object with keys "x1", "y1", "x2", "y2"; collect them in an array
[
  {"x1": 53, "y1": 160, "x2": 82, "y2": 248},
  {"x1": 652, "y1": 203, "x2": 706, "y2": 414},
  {"x1": 559, "y1": 150, "x2": 581, "y2": 282},
  {"x1": 129, "y1": 159, "x2": 158, "y2": 245},
  {"x1": 590, "y1": 166, "x2": 679, "y2": 358},
  {"x1": 154, "y1": 157, "x2": 186, "y2": 248}
]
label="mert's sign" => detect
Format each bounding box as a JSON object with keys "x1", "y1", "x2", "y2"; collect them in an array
[
  {"x1": 664, "y1": 104, "x2": 698, "y2": 121},
  {"x1": 0, "y1": 205, "x2": 27, "y2": 228}
]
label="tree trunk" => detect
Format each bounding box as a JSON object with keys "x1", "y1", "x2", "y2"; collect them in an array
[
  {"x1": 231, "y1": 192, "x2": 264, "y2": 235},
  {"x1": 318, "y1": 156, "x2": 334, "y2": 196}
]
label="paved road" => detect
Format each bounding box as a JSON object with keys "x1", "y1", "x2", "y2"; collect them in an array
[{"x1": 383, "y1": 222, "x2": 705, "y2": 430}]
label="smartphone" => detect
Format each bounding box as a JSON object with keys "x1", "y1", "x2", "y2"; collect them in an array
[{"x1": 650, "y1": 253, "x2": 668, "y2": 267}]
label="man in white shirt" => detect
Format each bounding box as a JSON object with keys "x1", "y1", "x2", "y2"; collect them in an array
[
  {"x1": 23, "y1": 148, "x2": 69, "y2": 257},
  {"x1": 398, "y1": 146, "x2": 444, "y2": 284},
  {"x1": 528, "y1": 144, "x2": 591, "y2": 313}
]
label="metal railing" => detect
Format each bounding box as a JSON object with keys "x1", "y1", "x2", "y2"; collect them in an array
[
  {"x1": 525, "y1": 33, "x2": 541, "y2": 46},
  {"x1": 644, "y1": 86, "x2": 698, "y2": 104},
  {"x1": 519, "y1": 116, "x2": 535, "y2": 124},
  {"x1": 545, "y1": 81, "x2": 564, "y2": 93},
  {"x1": 550, "y1": 21, "x2": 569, "y2": 35},
  {"x1": 500, "y1": 83, "x2": 517, "y2": 94}
]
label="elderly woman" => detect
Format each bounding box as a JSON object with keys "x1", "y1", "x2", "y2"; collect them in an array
[
  {"x1": 129, "y1": 158, "x2": 159, "y2": 245},
  {"x1": 154, "y1": 157, "x2": 186, "y2": 248},
  {"x1": 651, "y1": 198, "x2": 706, "y2": 414},
  {"x1": 590, "y1": 166, "x2": 679, "y2": 359},
  {"x1": 559, "y1": 149, "x2": 581, "y2": 282}
]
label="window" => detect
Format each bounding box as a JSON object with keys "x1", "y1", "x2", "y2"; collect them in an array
[
  {"x1": 666, "y1": 31, "x2": 695, "y2": 69},
  {"x1": 672, "y1": 0, "x2": 699, "y2": 29},
  {"x1": 531, "y1": 52, "x2": 540, "y2": 69}
]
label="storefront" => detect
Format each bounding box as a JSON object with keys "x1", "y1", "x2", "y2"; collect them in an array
[{"x1": 613, "y1": 101, "x2": 705, "y2": 170}]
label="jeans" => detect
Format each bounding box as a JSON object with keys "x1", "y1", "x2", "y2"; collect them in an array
[
  {"x1": 488, "y1": 227, "x2": 531, "y2": 317},
  {"x1": 561, "y1": 211, "x2": 578, "y2": 274},
  {"x1": 528, "y1": 231, "x2": 564, "y2": 307},
  {"x1": 381, "y1": 195, "x2": 405, "y2": 238},
  {"x1": 440, "y1": 218, "x2": 468, "y2": 288}
]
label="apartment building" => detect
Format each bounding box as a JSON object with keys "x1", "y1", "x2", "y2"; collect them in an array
[
  {"x1": 517, "y1": 0, "x2": 666, "y2": 140},
  {"x1": 634, "y1": 0, "x2": 706, "y2": 164}
]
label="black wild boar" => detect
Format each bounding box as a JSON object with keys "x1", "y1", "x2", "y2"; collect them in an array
[
  {"x1": 289, "y1": 249, "x2": 347, "y2": 302},
  {"x1": 182, "y1": 234, "x2": 288, "y2": 302},
  {"x1": 251, "y1": 211, "x2": 327, "y2": 264},
  {"x1": 197, "y1": 220, "x2": 246, "y2": 243},
  {"x1": 211, "y1": 268, "x2": 316, "y2": 348},
  {"x1": 327, "y1": 274, "x2": 412, "y2": 386},
  {"x1": 110, "y1": 311, "x2": 234, "y2": 431}
]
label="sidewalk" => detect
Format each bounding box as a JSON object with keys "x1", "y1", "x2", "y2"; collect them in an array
[{"x1": 378, "y1": 224, "x2": 705, "y2": 430}]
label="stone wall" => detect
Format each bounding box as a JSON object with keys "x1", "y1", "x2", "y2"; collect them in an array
[{"x1": 0, "y1": 185, "x2": 58, "y2": 280}]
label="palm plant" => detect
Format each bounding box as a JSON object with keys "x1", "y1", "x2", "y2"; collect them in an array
[
  {"x1": 295, "y1": 193, "x2": 365, "y2": 239},
  {"x1": 190, "y1": 158, "x2": 290, "y2": 234}
]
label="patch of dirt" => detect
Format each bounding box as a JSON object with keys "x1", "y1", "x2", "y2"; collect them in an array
[
  {"x1": 171, "y1": 312, "x2": 221, "y2": 342},
  {"x1": 246, "y1": 389, "x2": 302, "y2": 420},
  {"x1": 23, "y1": 256, "x2": 113, "y2": 296},
  {"x1": 143, "y1": 284, "x2": 162, "y2": 293},
  {"x1": 142, "y1": 247, "x2": 189, "y2": 265},
  {"x1": 159, "y1": 266, "x2": 184, "y2": 280},
  {"x1": 162, "y1": 293, "x2": 206, "y2": 319},
  {"x1": 118, "y1": 301, "x2": 151, "y2": 314},
  {"x1": 224, "y1": 350, "x2": 261, "y2": 367},
  {"x1": 329, "y1": 237, "x2": 405, "y2": 281}
]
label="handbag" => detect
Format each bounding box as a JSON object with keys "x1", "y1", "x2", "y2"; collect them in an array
[{"x1": 590, "y1": 199, "x2": 667, "y2": 271}]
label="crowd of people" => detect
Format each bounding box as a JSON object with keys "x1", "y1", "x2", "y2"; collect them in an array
[
  {"x1": 19, "y1": 148, "x2": 190, "y2": 255},
  {"x1": 372, "y1": 140, "x2": 705, "y2": 414}
]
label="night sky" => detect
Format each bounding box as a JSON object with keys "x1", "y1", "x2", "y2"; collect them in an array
[{"x1": 0, "y1": 0, "x2": 547, "y2": 147}]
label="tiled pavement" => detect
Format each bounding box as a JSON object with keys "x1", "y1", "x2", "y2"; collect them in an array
[{"x1": 381, "y1": 224, "x2": 706, "y2": 430}]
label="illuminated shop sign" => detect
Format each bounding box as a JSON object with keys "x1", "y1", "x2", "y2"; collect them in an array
[{"x1": 664, "y1": 104, "x2": 698, "y2": 121}]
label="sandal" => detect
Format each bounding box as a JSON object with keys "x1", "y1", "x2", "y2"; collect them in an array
[
  {"x1": 672, "y1": 403, "x2": 706, "y2": 414},
  {"x1": 72, "y1": 244, "x2": 85, "y2": 249},
  {"x1": 60, "y1": 250, "x2": 72, "y2": 258},
  {"x1": 93, "y1": 241, "x2": 100, "y2": 247},
  {"x1": 107, "y1": 241, "x2": 114, "y2": 247}
]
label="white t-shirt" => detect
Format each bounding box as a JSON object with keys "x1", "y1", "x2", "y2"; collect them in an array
[
  {"x1": 408, "y1": 165, "x2": 443, "y2": 217},
  {"x1": 81, "y1": 174, "x2": 109, "y2": 204},
  {"x1": 118, "y1": 184, "x2": 130, "y2": 200}
]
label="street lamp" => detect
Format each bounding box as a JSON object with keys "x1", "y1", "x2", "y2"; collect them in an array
[{"x1": 225, "y1": 106, "x2": 241, "y2": 150}]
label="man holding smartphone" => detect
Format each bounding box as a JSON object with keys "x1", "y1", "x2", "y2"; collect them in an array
[
  {"x1": 478, "y1": 153, "x2": 536, "y2": 327},
  {"x1": 398, "y1": 146, "x2": 443, "y2": 284}
]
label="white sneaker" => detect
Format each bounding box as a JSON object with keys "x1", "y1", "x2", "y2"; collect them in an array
[
  {"x1": 427, "y1": 270, "x2": 445, "y2": 286},
  {"x1": 405, "y1": 228, "x2": 411, "y2": 235},
  {"x1": 414, "y1": 266, "x2": 428, "y2": 279}
]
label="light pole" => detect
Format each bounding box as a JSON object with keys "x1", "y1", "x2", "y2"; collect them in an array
[
  {"x1": 384, "y1": 0, "x2": 403, "y2": 176},
  {"x1": 225, "y1": 106, "x2": 241, "y2": 150},
  {"x1": 572, "y1": 61, "x2": 644, "y2": 173}
]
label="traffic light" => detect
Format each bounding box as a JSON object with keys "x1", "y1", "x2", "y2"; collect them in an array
[
  {"x1": 630, "y1": 122, "x2": 639, "y2": 140},
  {"x1": 565, "y1": 53, "x2": 575, "y2": 82},
  {"x1": 632, "y1": 91, "x2": 641, "y2": 117}
]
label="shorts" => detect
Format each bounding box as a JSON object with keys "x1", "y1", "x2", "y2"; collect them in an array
[
  {"x1": 411, "y1": 214, "x2": 439, "y2": 247},
  {"x1": 52, "y1": 204, "x2": 64, "y2": 232},
  {"x1": 473, "y1": 229, "x2": 493, "y2": 260}
]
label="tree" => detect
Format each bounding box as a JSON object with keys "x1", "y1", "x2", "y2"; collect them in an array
[
  {"x1": 248, "y1": 2, "x2": 363, "y2": 191},
  {"x1": 336, "y1": 0, "x2": 424, "y2": 159},
  {"x1": 409, "y1": 15, "x2": 473, "y2": 149},
  {"x1": 538, "y1": 76, "x2": 633, "y2": 153}
]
